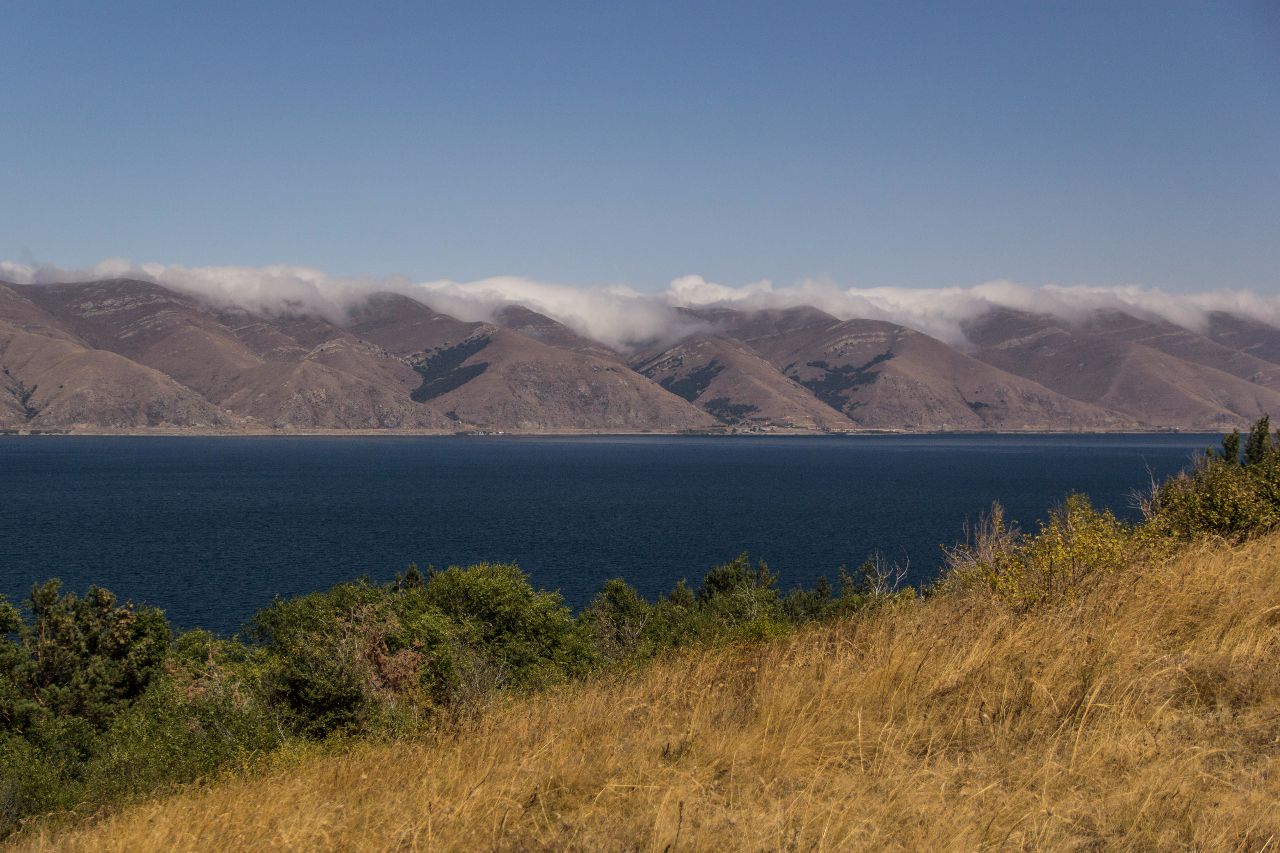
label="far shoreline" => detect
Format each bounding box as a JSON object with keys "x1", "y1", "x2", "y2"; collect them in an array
[{"x1": 0, "y1": 427, "x2": 1215, "y2": 438}]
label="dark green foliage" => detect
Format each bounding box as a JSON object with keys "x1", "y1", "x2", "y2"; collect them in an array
[
  {"x1": 666, "y1": 579, "x2": 696, "y2": 609},
  {"x1": 394, "y1": 564, "x2": 425, "y2": 590},
  {"x1": 1146, "y1": 415, "x2": 1280, "y2": 541},
  {"x1": 1, "y1": 581, "x2": 170, "y2": 736},
  {"x1": 1221, "y1": 429, "x2": 1241, "y2": 464},
  {"x1": 0, "y1": 584, "x2": 194, "y2": 834},
  {"x1": 1245, "y1": 415, "x2": 1273, "y2": 465},
  {"x1": 421, "y1": 562, "x2": 595, "y2": 689},
  {"x1": 580, "y1": 579, "x2": 655, "y2": 663},
  {"x1": 698, "y1": 553, "x2": 778, "y2": 619},
  {"x1": 250, "y1": 579, "x2": 464, "y2": 735}
]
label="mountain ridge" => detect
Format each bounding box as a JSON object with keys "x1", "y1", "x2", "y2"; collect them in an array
[{"x1": 4, "y1": 278, "x2": 1279, "y2": 434}]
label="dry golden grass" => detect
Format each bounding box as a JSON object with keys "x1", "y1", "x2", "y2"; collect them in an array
[{"x1": 14, "y1": 535, "x2": 1280, "y2": 852}]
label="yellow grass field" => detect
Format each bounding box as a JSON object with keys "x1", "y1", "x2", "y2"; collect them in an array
[{"x1": 14, "y1": 535, "x2": 1280, "y2": 852}]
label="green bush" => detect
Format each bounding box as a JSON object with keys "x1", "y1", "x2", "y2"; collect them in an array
[
  {"x1": 0, "y1": 550, "x2": 906, "y2": 836},
  {"x1": 251, "y1": 580, "x2": 464, "y2": 736},
  {"x1": 945, "y1": 495, "x2": 1133, "y2": 607},
  {"x1": 1, "y1": 581, "x2": 170, "y2": 734},
  {"x1": 580, "y1": 579, "x2": 656, "y2": 664},
  {"x1": 422, "y1": 562, "x2": 596, "y2": 690},
  {"x1": 1145, "y1": 424, "x2": 1280, "y2": 542}
]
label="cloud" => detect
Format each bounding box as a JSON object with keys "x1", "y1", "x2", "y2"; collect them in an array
[{"x1": 3, "y1": 258, "x2": 1279, "y2": 351}]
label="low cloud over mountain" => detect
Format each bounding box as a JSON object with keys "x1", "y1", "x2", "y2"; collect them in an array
[
  {"x1": 3, "y1": 260, "x2": 1279, "y2": 434},
  {"x1": 5, "y1": 259, "x2": 1278, "y2": 352}
]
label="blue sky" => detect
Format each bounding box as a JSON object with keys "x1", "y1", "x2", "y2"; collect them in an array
[{"x1": 3, "y1": 0, "x2": 1278, "y2": 292}]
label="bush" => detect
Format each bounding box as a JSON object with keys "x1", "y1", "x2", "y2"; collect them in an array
[
  {"x1": 78, "y1": 673, "x2": 283, "y2": 805},
  {"x1": 580, "y1": 579, "x2": 655, "y2": 664},
  {"x1": 251, "y1": 580, "x2": 462, "y2": 736},
  {"x1": 0, "y1": 583, "x2": 172, "y2": 835},
  {"x1": 1145, "y1": 423, "x2": 1280, "y2": 542},
  {"x1": 945, "y1": 495, "x2": 1133, "y2": 607},
  {"x1": 1, "y1": 581, "x2": 170, "y2": 734},
  {"x1": 422, "y1": 563, "x2": 596, "y2": 690},
  {"x1": 0, "y1": 552, "x2": 909, "y2": 835}
]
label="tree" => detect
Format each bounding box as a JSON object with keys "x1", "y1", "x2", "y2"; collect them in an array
[
  {"x1": 1245, "y1": 415, "x2": 1272, "y2": 465},
  {"x1": 580, "y1": 579, "x2": 652, "y2": 662},
  {"x1": 1221, "y1": 429, "x2": 1241, "y2": 465},
  {"x1": 0, "y1": 582, "x2": 170, "y2": 736},
  {"x1": 698, "y1": 553, "x2": 779, "y2": 621}
]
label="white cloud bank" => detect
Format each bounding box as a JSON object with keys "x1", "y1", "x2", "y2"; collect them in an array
[{"x1": 2, "y1": 258, "x2": 1278, "y2": 351}]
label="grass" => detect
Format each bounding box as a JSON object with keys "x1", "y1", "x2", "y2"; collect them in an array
[{"x1": 11, "y1": 533, "x2": 1280, "y2": 851}]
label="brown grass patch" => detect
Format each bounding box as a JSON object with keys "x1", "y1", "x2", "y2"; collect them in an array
[{"x1": 13, "y1": 536, "x2": 1280, "y2": 851}]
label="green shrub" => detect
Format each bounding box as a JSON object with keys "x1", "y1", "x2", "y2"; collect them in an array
[
  {"x1": 251, "y1": 581, "x2": 463, "y2": 736},
  {"x1": 1144, "y1": 421, "x2": 1280, "y2": 542},
  {"x1": 945, "y1": 495, "x2": 1133, "y2": 607},
  {"x1": 2, "y1": 582, "x2": 170, "y2": 733},
  {"x1": 79, "y1": 673, "x2": 283, "y2": 805},
  {"x1": 0, "y1": 732, "x2": 72, "y2": 836},
  {"x1": 698, "y1": 553, "x2": 780, "y2": 623},
  {"x1": 0, "y1": 583, "x2": 172, "y2": 835},
  {"x1": 422, "y1": 563, "x2": 596, "y2": 690},
  {"x1": 579, "y1": 579, "x2": 656, "y2": 664}
]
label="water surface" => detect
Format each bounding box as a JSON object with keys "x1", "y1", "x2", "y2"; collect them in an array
[{"x1": 0, "y1": 434, "x2": 1212, "y2": 633}]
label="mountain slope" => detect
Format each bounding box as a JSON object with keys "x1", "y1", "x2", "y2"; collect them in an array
[
  {"x1": 697, "y1": 307, "x2": 1127, "y2": 430},
  {"x1": 5, "y1": 283, "x2": 715, "y2": 432},
  {"x1": 491, "y1": 304, "x2": 619, "y2": 359},
  {"x1": 346, "y1": 293, "x2": 718, "y2": 431},
  {"x1": 1078, "y1": 311, "x2": 1280, "y2": 390},
  {"x1": 634, "y1": 335, "x2": 855, "y2": 430},
  {"x1": 14, "y1": 281, "x2": 450, "y2": 430},
  {"x1": 1206, "y1": 311, "x2": 1280, "y2": 365},
  {"x1": 963, "y1": 308, "x2": 1280, "y2": 429},
  {"x1": 0, "y1": 283, "x2": 233, "y2": 430},
  {"x1": 7, "y1": 278, "x2": 1280, "y2": 433}
]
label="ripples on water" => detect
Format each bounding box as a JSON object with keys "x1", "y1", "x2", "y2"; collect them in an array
[{"x1": 0, "y1": 434, "x2": 1213, "y2": 633}]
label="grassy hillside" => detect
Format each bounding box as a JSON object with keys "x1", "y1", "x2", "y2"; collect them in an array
[{"x1": 15, "y1": 529, "x2": 1279, "y2": 851}]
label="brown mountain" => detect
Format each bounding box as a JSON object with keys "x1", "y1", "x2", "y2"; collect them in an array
[
  {"x1": 1, "y1": 281, "x2": 712, "y2": 433},
  {"x1": 346, "y1": 293, "x2": 716, "y2": 432},
  {"x1": 7, "y1": 277, "x2": 1280, "y2": 433},
  {"x1": 694, "y1": 306, "x2": 1127, "y2": 430},
  {"x1": 962, "y1": 308, "x2": 1280, "y2": 429},
  {"x1": 634, "y1": 335, "x2": 855, "y2": 431},
  {"x1": 12, "y1": 280, "x2": 449, "y2": 430},
  {"x1": 491, "y1": 304, "x2": 618, "y2": 359},
  {"x1": 1206, "y1": 312, "x2": 1280, "y2": 366},
  {"x1": 1077, "y1": 311, "x2": 1280, "y2": 390},
  {"x1": 0, "y1": 282, "x2": 233, "y2": 430}
]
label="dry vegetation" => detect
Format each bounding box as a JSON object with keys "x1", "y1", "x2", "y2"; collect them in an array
[{"x1": 14, "y1": 531, "x2": 1280, "y2": 852}]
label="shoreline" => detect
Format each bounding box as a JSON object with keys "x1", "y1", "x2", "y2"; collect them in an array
[{"x1": 0, "y1": 426, "x2": 1210, "y2": 438}]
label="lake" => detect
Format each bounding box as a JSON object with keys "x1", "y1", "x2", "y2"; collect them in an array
[{"x1": 0, "y1": 434, "x2": 1214, "y2": 633}]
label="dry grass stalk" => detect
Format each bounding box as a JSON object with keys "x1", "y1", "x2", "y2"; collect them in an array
[{"x1": 14, "y1": 535, "x2": 1280, "y2": 851}]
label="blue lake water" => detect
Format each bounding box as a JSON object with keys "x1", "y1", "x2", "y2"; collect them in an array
[{"x1": 0, "y1": 434, "x2": 1214, "y2": 634}]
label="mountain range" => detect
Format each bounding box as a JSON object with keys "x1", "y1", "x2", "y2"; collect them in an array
[{"x1": 4, "y1": 277, "x2": 1280, "y2": 434}]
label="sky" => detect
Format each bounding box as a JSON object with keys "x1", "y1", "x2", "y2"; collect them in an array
[{"x1": 2, "y1": 0, "x2": 1278, "y2": 294}]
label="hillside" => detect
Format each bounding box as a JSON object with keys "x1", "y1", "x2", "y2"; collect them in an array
[
  {"x1": 697, "y1": 306, "x2": 1131, "y2": 430},
  {"x1": 963, "y1": 308, "x2": 1280, "y2": 429},
  {"x1": 17, "y1": 530, "x2": 1279, "y2": 851},
  {"x1": 8, "y1": 278, "x2": 1280, "y2": 433},
  {"x1": 633, "y1": 334, "x2": 856, "y2": 431},
  {"x1": 0, "y1": 282, "x2": 712, "y2": 433}
]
